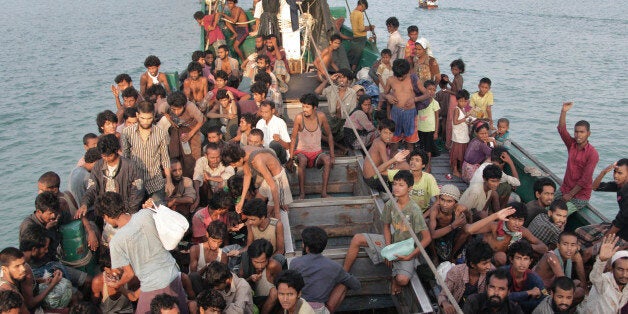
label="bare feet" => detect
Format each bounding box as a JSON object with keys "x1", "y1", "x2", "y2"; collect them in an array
[
  {"x1": 391, "y1": 280, "x2": 401, "y2": 295},
  {"x1": 321, "y1": 193, "x2": 331, "y2": 198},
  {"x1": 452, "y1": 170, "x2": 461, "y2": 178},
  {"x1": 299, "y1": 194, "x2": 306, "y2": 200}
]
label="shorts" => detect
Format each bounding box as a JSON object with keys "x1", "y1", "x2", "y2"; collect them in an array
[
  {"x1": 294, "y1": 150, "x2": 326, "y2": 168},
  {"x1": 259, "y1": 168, "x2": 293, "y2": 207},
  {"x1": 418, "y1": 131, "x2": 435, "y2": 154},
  {"x1": 363, "y1": 233, "x2": 386, "y2": 265},
  {"x1": 235, "y1": 26, "x2": 249, "y2": 43},
  {"x1": 364, "y1": 176, "x2": 387, "y2": 192},
  {"x1": 390, "y1": 106, "x2": 419, "y2": 144},
  {"x1": 393, "y1": 258, "x2": 418, "y2": 279}
]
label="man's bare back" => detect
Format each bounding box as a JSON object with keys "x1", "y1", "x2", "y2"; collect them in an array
[{"x1": 385, "y1": 75, "x2": 415, "y2": 110}]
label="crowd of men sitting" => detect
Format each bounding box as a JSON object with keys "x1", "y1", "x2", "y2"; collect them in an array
[{"x1": 2, "y1": 0, "x2": 628, "y2": 313}]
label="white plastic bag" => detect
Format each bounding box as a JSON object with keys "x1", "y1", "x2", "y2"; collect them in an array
[
  {"x1": 380, "y1": 238, "x2": 415, "y2": 261},
  {"x1": 436, "y1": 261, "x2": 454, "y2": 281},
  {"x1": 150, "y1": 204, "x2": 189, "y2": 250}
]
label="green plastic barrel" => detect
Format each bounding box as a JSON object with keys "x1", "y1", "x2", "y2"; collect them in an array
[
  {"x1": 59, "y1": 220, "x2": 97, "y2": 275},
  {"x1": 165, "y1": 71, "x2": 180, "y2": 92}
]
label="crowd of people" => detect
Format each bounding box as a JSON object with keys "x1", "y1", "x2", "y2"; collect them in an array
[{"x1": 1, "y1": 0, "x2": 627, "y2": 313}]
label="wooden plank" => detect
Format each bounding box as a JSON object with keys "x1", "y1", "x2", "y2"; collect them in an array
[{"x1": 291, "y1": 222, "x2": 375, "y2": 241}]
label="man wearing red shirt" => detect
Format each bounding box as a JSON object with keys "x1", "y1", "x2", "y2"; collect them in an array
[{"x1": 557, "y1": 102, "x2": 599, "y2": 213}]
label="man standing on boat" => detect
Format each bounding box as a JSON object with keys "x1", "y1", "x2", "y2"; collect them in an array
[
  {"x1": 348, "y1": 0, "x2": 374, "y2": 72},
  {"x1": 557, "y1": 102, "x2": 599, "y2": 214}
]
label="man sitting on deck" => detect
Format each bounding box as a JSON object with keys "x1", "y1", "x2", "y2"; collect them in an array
[
  {"x1": 459, "y1": 164, "x2": 502, "y2": 221},
  {"x1": 428, "y1": 184, "x2": 472, "y2": 263},
  {"x1": 343, "y1": 171, "x2": 431, "y2": 295},
  {"x1": 466, "y1": 203, "x2": 548, "y2": 266},
  {"x1": 501, "y1": 240, "x2": 546, "y2": 313},
  {"x1": 314, "y1": 34, "x2": 343, "y2": 82},
  {"x1": 361, "y1": 119, "x2": 410, "y2": 192},
  {"x1": 290, "y1": 226, "x2": 361, "y2": 313},
  {"x1": 139, "y1": 55, "x2": 171, "y2": 98},
  {"x1": 525, "y1": 177, "x2": 556, "y2": 227},
  {"x1": 469, "y1": 146, "x2": 520, "y2": 209},
  {"x1": 528, "y1": 200, "x2": 568, "y2": 248},
  {"x1": 255, "y1": 100, "x2": 291, "y2": 165},
  {"x1": 288, "y1": 93, "x2": 334, "y2": 199},
  {"x1": 183, "y1": 61, "x2": 208, "y2": 107},
  {"x1": 221, "y1": 0, "x2": 248, "y2": 61},
  {"x1": 556, "y1": 102, "x2": 599, "y2": 214},
  {"x1": 315, "y1": 69, "x2": 357, "y2": 149},
  {"x1": 385, "y1": 149, "x2": 439, "y2": 213}
]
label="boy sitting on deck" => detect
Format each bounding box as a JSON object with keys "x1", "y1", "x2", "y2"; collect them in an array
[
  {"x1": 385, "y1": 149, "x2": 439, "y2": 213},
  {"x1": 343, "y1": 170, "x2": 431, "y2": 295},
  {"x1": 361, "y1": 119, "x2": 410, "y2": 192}
]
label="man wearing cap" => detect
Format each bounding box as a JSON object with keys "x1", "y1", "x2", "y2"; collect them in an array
[
  {"x1": 578, "y1": 234, "x2": 628, "y2": 313},
  {"x1": 427, "y1": 184, "x2": 472, "y2": 263}
]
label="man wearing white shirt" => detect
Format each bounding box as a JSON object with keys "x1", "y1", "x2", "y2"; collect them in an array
[
  {"x1": 386, "y1": 17, "x2": 405, "y2": 60},
  {"x1": 255, "y1": 100, "x2": 291, "y2": 164},
  {"x1": 469, "y1": 147, "x2": 520, "y2": 208}
]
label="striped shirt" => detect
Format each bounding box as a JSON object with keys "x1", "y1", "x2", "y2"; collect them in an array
[{"x1": 121, "y1": 124, "x2": 170, "y2": 194}]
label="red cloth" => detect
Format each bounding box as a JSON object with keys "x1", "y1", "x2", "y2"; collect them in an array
[
  {"x1": 202, "y1": 14, "x2": 225, "y2": 44},
  {"x1": 557, "y1": 123, "x2": 599, "y2": 200}
]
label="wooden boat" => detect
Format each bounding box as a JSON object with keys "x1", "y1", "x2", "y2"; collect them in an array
[{"x1": 419, "y1": 0, "x2": 439, "y2": 10}]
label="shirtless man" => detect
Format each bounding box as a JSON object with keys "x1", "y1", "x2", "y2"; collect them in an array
[
  {"x1": 215, "y1": 45, "x2": 240, "y2": 78},
  {"x1": 112, "y1": 74, "x2": 142, "y2": 119},
  {"x1": 383, "y1": 59, "x2": 425, "y2": 150},
  {"x1": 428, "y1": 184, "x2": 472, "y2": 263},
  {"x1": 314, "y1": 34, "x2": 343, "y2": 82},
  {"x1": 183, "y1": 61, "x2": 208, "y2": 105},
  {"x1": 222, "y1": 0, "x2": 248, "y2": 60},
  {"x1": 288, "y1": 93, "x2": 335, "y2": 199},
  {"x1": 533, "y1": 231, "x2": 586, "y2": 305},
  {"x1": 361, "y1": 119, "x2": 410, "y2": 192},
  {"x1": 139, "y1": 55, "x2": 171, "y2": 98},
  {"x1": 466, "y1": 203, "x2": 548, "y2": 266}
]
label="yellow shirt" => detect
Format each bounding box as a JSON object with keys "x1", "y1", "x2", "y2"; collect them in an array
[
  {"x1": 469, "y1": 91, "x2": 494, "y2": 119},
  {"x1": 350, "y1": 10, "x2": 366, "y2": 37}
]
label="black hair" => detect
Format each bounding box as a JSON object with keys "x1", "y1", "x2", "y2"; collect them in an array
[
  {"x1": 450, "y1": 58, "x2": 466, "y2": 73},
  {"x1": 217, "y1": 45, "x2": 229, "y2": 52},
  {"x1": 406, "y1": 148, "x2": 428, "y2": 166},
  {"x1": 221, "y1": 143, "x2": 246, "y2": 166},
  {"x1": 486, "y1": 268, "x2": 511, "y2": 288},
  {"x1": 497, "y1": 118, "x2": 509, "y2": 126},
  {"x1": 392, "y1": 59, "x2": 411, "y2": 78},
  {"x1": 248, "y1": 238, "x2": 274, "y2": 259},
  {"x1": 393, "y1": 170, "x2": 414, "y2": 187},
  {"x1": 216, "y1": 89, "x2": 230, "y2": 101},
  {"x1": 19, "y1": 226, "x2": 48, "y2": 252},
  {"x1": 558, "y1": 230, "x2": 577, "y2": 243},
  {"x1": 227, "y1": 172, "x2": 246, "y2": 199},
  {"x1": 381, "y1": 48, "x2": 392, "y2": 57},
  {"x1": 240, "y1": 113, "x2": 259, "y2": 127},
  {"x1": 439, "y1": 74, "x2": 449, "y2": 88},
  {"x1": 0, "y1": 247, "x2": 24, "y2": 267},
  {"x1": 187, "y1": 61, "x2": 203, "y2": 74},
  {"x1": 250, "y1": 81, "x2": 268, "y2": 96},
  {"x1": 260, "y1": 100, "x2": 276, "y2": 110},
  {"x1": 204, "y1": 142, "x2": 221, "y2": 154},
  {"x1": 533, "y1": 177, "x2": 556, "y2": 197},
  {"x1": 193, "y1": 11, "x2": 206, "y2": 20},
  {"x1": 214, "y1": 70, "x2": 229, "y2": 81},
  {"x1": 385, "y1": 17, "x2": 399, "y2": 28},
  {"x1": 466, "y1": 238, "x2": 494, "y2": 268},
  {"x1": 167, "y1": 91, "x2": 187, "y2": 109},
  {"x1": 207, "y1": 125, "x2": 223, "y2": 136},
  {"x1": 456, "y1": 89, "x2": 470, "y2": 100},
  {"x1": 378, "y1": 118, "x2": 395, "y2": 132},
  {"x1": 191, "y1": 50, "x2": 206, "y2": 62},
  {"x1": 35, "y1": 191, "x2": 60, "y2": 214},
  {"x1": 0, "y1": 290, "x2": 23, "y2": 312},
  {"x1": 197, "y1": 289, "x2": 226, "y2": 311},
  {"x1": 301, "y1": 226, "x2": 328, "y2": 254},
  {"x1": 69, "y1": 301, "x2": 101, "y2": 314},
  {"x1": 549, "y1": 199, "x2": 568, "y2": 213},
  {"x1": 490, "y1": 146, "x2": 509, "y2": 164},
  {"x1": 146, "y1": 84, "x2": 167, "y2": 99},
  {"x1": 617, "y1": 158, "x2": 628, "y2": 167},
  {"x1": 479, "y1": 77, "x2": 492, "y2": 86},
  {"x1": 96, "y1": 110, "x2": 118, "y2": 134},
  {"x1": 94, "y1": 192, "x2": 125, "y2": 220},
  {"x1": 357, "y1": 0, "x2": 369, "y2": 9},
  {"x1": 574, "y1": 120, "x2": 590, "y2": 132},
  {"x1": 263, "y1": 33, "x2": 278, "y2": 41},
  {"x1": 300, "y1": 93, "x2": 319, "y2": 108},
  {"x1": 150, "y1": 293, "x2": 179, "y2": 314},
  {"x1": 249, "y1": 128, "x2": 264, "y2": 139},
  {"x1": 472, "y1": 120, "x2": 490, "y2": 134},
  {"x1": 97, "y1": 134, "x2": 120, "y2": 156},
  {"x1": 121, "y1": 87, "x2": 139, "y2": 100},
  {"x1": 123, "y1": 107, "x2": 138, "y2": 121},
  {"x1": 82, "y1": 133, "x2": 98, "y2": 145},
  {"x1": 330, "y1": 33, "x2": 343, "y2": 42},
  {"x1": 357, "y1": 94, "x2": 371, "y2": 107},
  {"x1": 201, "y1": 261, "x2": 232, "y2": 287},
  {"x1": 136, "y1": 100, "x2": 155, "y2": 114},
  {"x1": 507, "y1": 201, "x2": 527, "y2": 220},
  {"x1": 482, "y1": 164, "x2": 502, "y2": 181},
  {"x1": 209, "y1": 190, "x2": 234, "y2": 210},
  {"x1": 242, "y1": 198, "x2": 268, "y2": 218},
  {"x1": 144, "y1": 55, "x2": 161, "y2": 68},
  {"x1": 337, "y1": 68, "x2": 354, "y2": 80},
  {"x1": 207, "y1": 220, "x2": 228, "y2": 244},
  {"x1": 38, "y1": 171, "x2": 60, "y2": 189},
  {"x1": 84, "y1": 147, "x2": 102, "y2": 164},
  {"x1": 550, "y1": 276, "x2": 575, "y2": 293},
  {"x1": 407, "y1": 25, "x2": 418, "y2": 34},
  {"x1": 423, "y1": 79, "x2": 437, "y2": 88},
  {"x1": 274, "y1": 269, "x2": 306, "y2": 293},
  {"x1": 256, "y1": 54, "x2": 271, "y2": 65},
  {"x1": 507, "y1": 239, "x2": 534, "y2": 259},
  {"x1": 254, "y1": 72, "x2": 272, "y2": 87},
  {"x1": 114, "y1": 73, "x2": 132, "y2": 84}
]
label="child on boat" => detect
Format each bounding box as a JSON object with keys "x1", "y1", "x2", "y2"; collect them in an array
[
  {"x1": 450, "y1": 90, "x2": 471, "y2": 178},
  {"x1": 492, "y1": 117, "x2": 511, "y2": 147},
  {"x1": 470, "y1": 77, "x2": 495, "y2": 129},
  {"x1": 361, "y1": 119, "x2": 410, "y2": 192},
  {"x1": 343, "y1": 170, "x2": 431, "y2": 295},
  {"x1": 416, "y1": 80, "x2": 440, "y2": 172}
]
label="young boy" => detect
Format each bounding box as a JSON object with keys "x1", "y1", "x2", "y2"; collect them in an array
[
  {"x1": 361, "y1": 119, "x2": 409, "y2": 192},
  {"x1": 404, "y1": 25, "x2": 419, "y2": 59},
  {"x1": 240, "y1": 198, "x2": 285, "y2": 258},
  {"x1": 416, "y1": 80, "x2": 440, "y2": 172},
  {"x1": 343, "y1": 170, "x2": 431, "y2": 295},
  {"x1": 140, "y1": 55, "x2": 171, "y2": 97},
  {"x1": 206, "y1": 89, "x2": 239, "y2": 141},
  {"x1": 386, "y1": 149, "x2": 439, "y2": 213},
  {"x1": 314, "y1": 34, "x2": 343, "y2": 81},
  {"x1": 492, "y1": 118, "x2": 511, "y2": 147},
  {"x1": 221, "y1": 0, "x2": 248, "y2": 60},
  {"x1": 376, "y1": 49, "x2": 393, "y2": 110},
  {"x1": 191, "y1": 191, "x2": 231, "y2": 244},
  {"x1": 230, "y1": 113, "x2": 258, "y2": 146},
  {"x1": 435, "y1": 74, "x2": 450, "y2": 139},
  {"x1": 76, "y1": 133, "x2": 98, "y2": 167},
  {"x1": 193, "y1": 10, "x2": 225, "y2": 53},
  {"x1": 501, "y1": 240, "x2": 545, "y2": 313},
  {"x1": 469, "y1": 77, "x2": 494, "y2": 129},
  {"x1": 428, "y1": 185, "x2": 472, "y2": 263},
  {"x1": 189, "y1": 220, "x2": 229, "y2": 273}
]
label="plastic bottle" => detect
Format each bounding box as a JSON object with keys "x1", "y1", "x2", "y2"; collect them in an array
[{"x1": 181, "y1": 141, "x2": 191, "y2": 155}]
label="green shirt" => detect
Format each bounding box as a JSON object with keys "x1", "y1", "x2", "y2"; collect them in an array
[
  {"x1": 388, "y1": 170, "x2": 440, "y2": 212},
  {"x1": 382, "y1": 198, "x2": 428, "y2": 243},
  {"x1": 417, "y1": 99, "x2": 440, "y2": 132}
]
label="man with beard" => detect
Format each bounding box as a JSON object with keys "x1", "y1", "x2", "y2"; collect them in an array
[
  {"x1": 239, "y1": 239, "x2": 281, "y2": 312},
  {"x1": 252, "y1": 54, "x2": 278, "y2": 90},
  {"x1": 463, "y1": 268, "x2": 524, "y2": 314},
  {"x1": 193, "y1": 143, "x2": 235, "y2": 207},
  {"x1": 532, "y1": 277, "x2": 576, "y2": 314},
  {"x1": 0, "y1": 248, "x2": 32, "y2": 313},
  {"x1": 288, "y1": 93, "x2": 334, "y2": 199},
  {"x1": 315, "y1": 69, "x2": 356, "y2": 150},
  {"x1": 165, "y1": 159, "x2": 197, "y2": 217},
  {"x1": 578, "y1": 234, "x2": 628, "y2": 313},
  {"x1": 215, "y1": 45, "x2": 240, "y2": 79},
  {"x1": 201, "y1": 261, "x2": 254, "y2": 314},
  {"x1": 262, "y1": 34, "x2": 289, "y2": 92},
  {"x1": 166, "y1": 91, "x2": 205, "y2": 165},
  {"x1": 242, "y1": 36, "x2": 266, "y2": 80},
  {"x1": 183, "y1": 61, "x2": 208, "y2": 105},
  {"x1": 501, "y1": 240, "x2": 546, "y2": 313},
  {"x1": 528, "y1": 200, "x2": 569, "y2": 248},
  {"x1": 122, "y1": 100, "x2": 174, "y2": 203},
  {"x1": 525, "y1": 178, "x2": 556, "y2": 227},
  {"x1": 556, "y1": 102, "x2": 599, "y2": 213}
]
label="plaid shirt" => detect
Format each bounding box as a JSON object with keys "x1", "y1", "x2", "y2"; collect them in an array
[
  {"x1": 121, "y1": 124, "x2": 170, "y2": 194},
  {"x1": 528, "y1": 213, "x2": 562, "y2": 246}
]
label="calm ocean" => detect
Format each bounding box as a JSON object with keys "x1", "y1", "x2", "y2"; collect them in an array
[{"x1": 0, "y1": 0, "x2": 625, "y2": 248}]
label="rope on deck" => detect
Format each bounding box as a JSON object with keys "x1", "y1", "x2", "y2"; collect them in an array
[{"x1": 307, "y1": 32, "x2": 463, "y2": 314}]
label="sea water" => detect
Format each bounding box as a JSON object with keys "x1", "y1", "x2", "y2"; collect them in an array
[{"x1": 0, "y1": 0, "x2": 625, "y2": 248}]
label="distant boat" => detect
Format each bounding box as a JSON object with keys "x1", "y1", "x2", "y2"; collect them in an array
[{"x1": 419, "y1": 0, "x2": 439, "y2": 9}]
